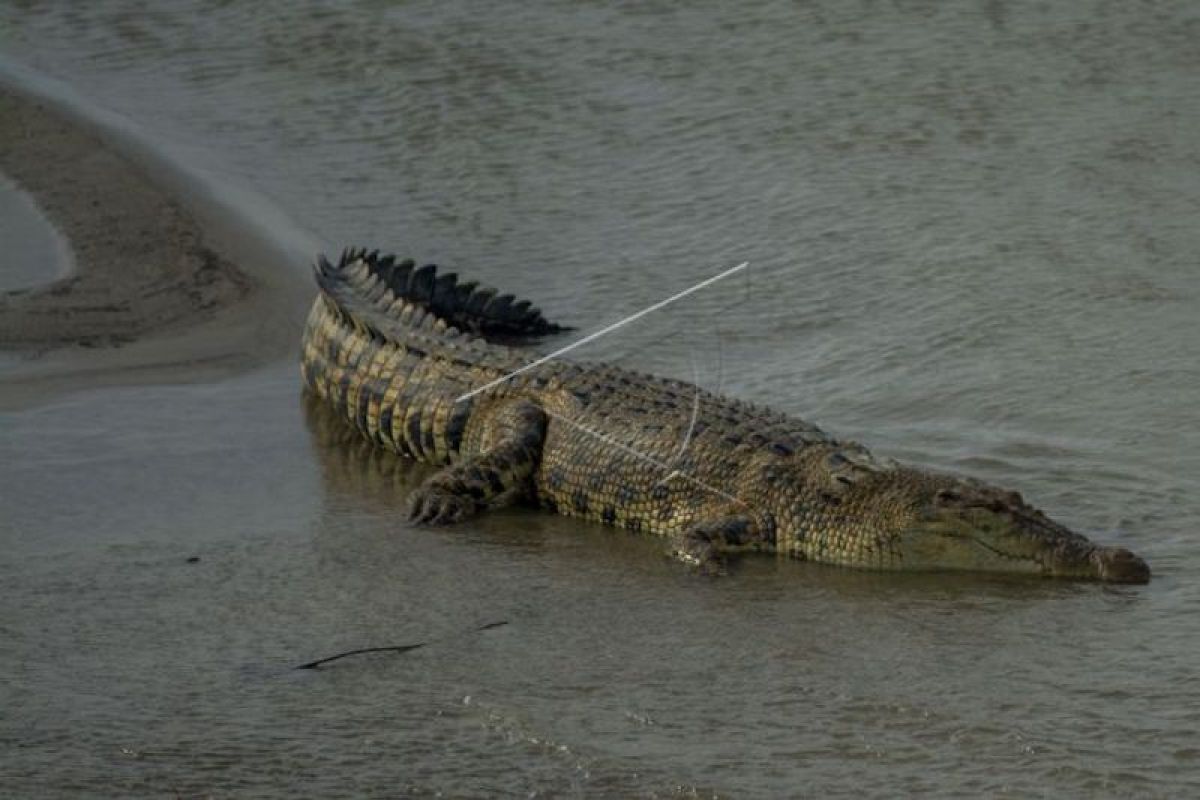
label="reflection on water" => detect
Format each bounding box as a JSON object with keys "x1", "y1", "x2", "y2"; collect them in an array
[{"x1": 301, "y1": 390, "x2": 429, "y2": 511}]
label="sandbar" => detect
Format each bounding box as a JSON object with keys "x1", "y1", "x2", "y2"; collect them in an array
[{"x1": 0, "y1": 82, "x2": 313, "y2": 409}]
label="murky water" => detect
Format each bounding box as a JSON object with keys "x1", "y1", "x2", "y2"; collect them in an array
[
  {"x1": 0, "y1": 174, "x2": 72, "y2": 292},
  {"x1": 2, "y1": 1, "x2": 1199, "y2": 796}
]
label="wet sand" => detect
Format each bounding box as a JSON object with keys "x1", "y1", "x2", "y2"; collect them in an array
[
  {"x1": 0, "y1": 83, "x2": 311, "y2": 410},
  {"x1": 0, "y1": 85, "x2": 254, "y2": 347}
]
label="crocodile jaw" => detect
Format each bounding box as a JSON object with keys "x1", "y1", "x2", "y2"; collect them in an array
[
  {"x1": 1068, "y1": 545, "x2": 1149, "y2": 584},
  {"x1": 899, "y1": 511, "x2": 1151, "y2": 584}
]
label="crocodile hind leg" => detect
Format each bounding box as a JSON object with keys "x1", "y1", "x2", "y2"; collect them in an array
[
  {"x1": 670, "y1": 514, "x2": 773, "y2": 575},
  {"x1": 408, "y1": 399, "x2": 547, "y2": 525}
]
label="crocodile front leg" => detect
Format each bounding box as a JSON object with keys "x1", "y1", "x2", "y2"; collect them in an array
[
  {"x1": 408, "y1": 399, "x2": 547, "y2": 525},
  {"x1": 670, "y1": 513, "x2": 773, "y2": 575}
]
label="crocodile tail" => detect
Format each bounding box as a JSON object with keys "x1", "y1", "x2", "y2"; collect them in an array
[{"x1": 314, "y1": 247, "x2": 569, "y2": 342}]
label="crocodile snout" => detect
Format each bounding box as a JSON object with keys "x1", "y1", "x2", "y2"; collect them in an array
[{"x1": 1090, "y1": 546, "x2": 1151, "y2": 584}]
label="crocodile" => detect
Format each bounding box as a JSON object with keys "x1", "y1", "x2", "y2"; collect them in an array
[{"x1": 300, "y1": 248, "x2": 1150, "y2": 583}]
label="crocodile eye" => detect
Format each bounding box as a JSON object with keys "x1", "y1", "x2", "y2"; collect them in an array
[{"x1": 935, "y1": 489, "x2": 962, "y2": 504}]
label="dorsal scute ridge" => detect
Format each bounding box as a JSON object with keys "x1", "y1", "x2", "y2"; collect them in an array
[{"x1": 321, "y1": 247, "x2": 570, "y2": 340}]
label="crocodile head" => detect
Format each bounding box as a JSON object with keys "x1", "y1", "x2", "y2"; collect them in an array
[
  {"x1": 783, "y1": 462, "x2": 1150, "y2": 583},
  {"x1": 891, "y1": 474, "x2": 1150, "y2": 583}
]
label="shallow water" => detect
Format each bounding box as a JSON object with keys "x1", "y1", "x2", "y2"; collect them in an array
[
  {"x1": 2, "y1": 1, "x2": 1199, "y2": 796},
  {"x1": 0, "y1": 173, "x2": 72, "y2": 291}
]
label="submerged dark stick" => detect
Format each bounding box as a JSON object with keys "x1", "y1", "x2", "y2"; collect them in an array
[{"x1": 295, "y1": 620, "x2": 508, "y2": 670}]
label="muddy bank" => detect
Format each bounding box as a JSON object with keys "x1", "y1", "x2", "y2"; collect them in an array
[
  {"x1": 0, "y1": 80, "x2": 317, "y2": 410},
  {"x1": 0, "y1": 87, "x2": 252, "y2": 348}
]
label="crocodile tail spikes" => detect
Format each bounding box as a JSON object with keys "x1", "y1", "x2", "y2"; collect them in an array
[{"x1": 317, "y1": 247, "x2": 570, "y2": 341}]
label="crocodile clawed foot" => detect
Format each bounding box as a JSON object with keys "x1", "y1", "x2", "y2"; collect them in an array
[
  {"x1": 669, "y1": 514, "x2": 762, "y2": 577},
  {"x1": 670, "y1": 542, "x2": 728, "y2": 577},
  {"x1": 408, "y1": 488, "x2": 475, "y2": 525}
]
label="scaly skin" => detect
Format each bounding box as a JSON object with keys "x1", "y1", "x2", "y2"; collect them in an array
[{"x1": 301, "y1": 249, "x2": 1150, "y2": 583}]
